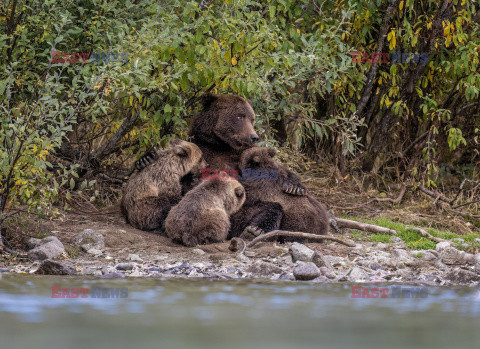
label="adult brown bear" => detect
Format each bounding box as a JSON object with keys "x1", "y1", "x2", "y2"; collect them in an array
[{"x1": 135, "y1": 93, "x2": 306, "y2": 236}]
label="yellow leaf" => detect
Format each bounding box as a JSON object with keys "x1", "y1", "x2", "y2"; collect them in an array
[
  {"x1": 296, "y1": 29, "x2": 300, "y2": 34},
  {"x1": 231, "y1": 57, "x2": 237, "y2": 66},
  {"x1": 399, "y1": 1, "x2": 404, "y2": 10}
]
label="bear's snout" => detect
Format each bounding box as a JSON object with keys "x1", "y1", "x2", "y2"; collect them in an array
[{"x1": 249, "y1": 134, "x2": 259, "y2": 144}]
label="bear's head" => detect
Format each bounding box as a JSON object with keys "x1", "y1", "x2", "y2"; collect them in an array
[
  {"x1": 239, "y1": 146, "x2": 278, "y2": 172},
  {"x1": 169, "y1": 138, "x2": 207, "y2": 176},
  {"x1": 190, "y1": 93, "x2": 259, "y2": 151},
  {"x1": 205, "y1": 178, "x2": 246, "y2": 214}
]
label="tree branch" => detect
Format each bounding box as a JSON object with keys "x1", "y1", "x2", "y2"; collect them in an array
[
  {"x1": 245, "y1": 230, "x2": 356, "y2": 248},
  {"x1": 336, "y1": 218, "x2": 397, "y2": 234}
]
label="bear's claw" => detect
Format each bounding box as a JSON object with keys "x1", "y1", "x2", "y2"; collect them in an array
[
  {"x1": 135, "y1": 151, "x2": 158, "y2": 171},
  {"x1": 282, "y1": 183, "x2": 306, "y2": 196},
  {"x1": 239, "y1": 225, "x2": 265, "y2": 240}
]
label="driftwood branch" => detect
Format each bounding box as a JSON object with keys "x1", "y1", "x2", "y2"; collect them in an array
[
  {"x1": 246, "y1": 230, "x2": 355, "y2": 248},
  {"x1": 336, "y1": 218, "x2": 396, "y2": 234},
  {"x1": 411, "y1": 227, "x2": 447, "y2": 244}
]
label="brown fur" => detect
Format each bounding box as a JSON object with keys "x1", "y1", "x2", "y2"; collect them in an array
[
  {"x1": 190, "y1": 93, "x2": 258, "y2": 170},
  {"x1": 165, "y1": 178, "x2": 246, "y2": 247},
  {"x1": 239, "y1": 147, "x2": 329, "y2": 235},
  {"x1": 121, "y1": 139, "x2": 206, "y2": 231}
]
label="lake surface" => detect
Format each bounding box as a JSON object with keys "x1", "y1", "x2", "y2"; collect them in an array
[{"x1": 0, "y1": 274, "x2": 479, "y2": 349}]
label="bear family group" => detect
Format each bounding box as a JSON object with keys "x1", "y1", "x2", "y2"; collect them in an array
[{"x1": 121, "y1": 94, "x2": 330, "y2": 247}]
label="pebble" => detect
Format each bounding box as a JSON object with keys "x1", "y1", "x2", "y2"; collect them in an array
[
  {"x1": 87, "y1": 248, "x2": 103, "y2": 256},
  {"x1": 345, "y1": 267, "x2": 369, "y2": 282},
  {"x1": 319, "y1": 266, "x2": 336, "y2": 279},
  {"x1": 436, "y1": 241, "x2": 452, "y2": 252},
  {"x1": 293, "y1": 262, "x2": 320, "y2": 281},
  {"x1": 311, "y1": 251, "x2": 333, "y2": 269},
  {"x1": 128, "y1": 254, "x2": 143, "y2": 262},
  {"x1": 116, "y1": 262, "x2": 135, "y2": 271},
  {"x1": 369, "y1": 263, "x2": 382, "y2": 270},
  {"x1": 101, "y1": 272, "x2": 125, "y2": 278},
  {"x1": 246, "y1": 261, "x2": 284, "y2": 276},
  {"x1": 192, "y1": 248, "x2": 206, "y2": 256}
]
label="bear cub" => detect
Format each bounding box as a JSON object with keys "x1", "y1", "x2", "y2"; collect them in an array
[
  {"x1": 121, "y1": 138, "x2": 206, "y2": 231},
  {"x1": 165, "y1": 178, "x2": 246, "y2": 247},
  {"x1": 238, "y1": 147, "x2": 329, "y2": 236}
]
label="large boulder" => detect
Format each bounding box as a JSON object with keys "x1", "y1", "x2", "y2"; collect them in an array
[
  {"x1": 35, "y1": 260, "x2": 76, "y2": 275},
  {"x1": 27, "y1": 236, "x2": 66, "y2": 261},
  {"x1": 75, "y1": 229, "x2": 105, "y2": 251},
  {"x1": 445, "y1": 268, "x2": 480, "y2": 284},
  {"x1": 439, "y1": 246, "x2": 475, "y2": 265}
]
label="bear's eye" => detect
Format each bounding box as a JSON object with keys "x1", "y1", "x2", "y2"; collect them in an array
[{"x1": 235, "y1": 114, "x2": 244, "y2": 120}]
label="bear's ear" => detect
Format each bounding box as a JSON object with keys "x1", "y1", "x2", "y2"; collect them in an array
[
  {"x1": 246, "y1": 99, "x2": 253, "y2": 106},
  {"x1": 174, "y1": 145, "x2": 189, "y2": 157},
  {"x1": 200, "y1": 93, "x2": 217, "y2": 109},
  {"x1": 169, "y1": 138, "x2": 182, "y2": 146},
  {"x1": 234, "y1": 186, "x2": 245, "y2": 198},
  {"x1": 267, "y1": 148, "x2": 277, "y2": 158},
  {"x1": 251, "y1": 155, "x2": 261, "y2": 164}
]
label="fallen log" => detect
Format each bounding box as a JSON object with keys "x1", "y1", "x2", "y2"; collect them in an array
[
  {"x1": 411, "y1": 227, "x2": 447, "y2": 244},
  {"x1": 335, "y1": 218, "x2": 396, "y2": 234},
  {"x1": 246, "y1": 230, "x2": 356, "y2": 248}
]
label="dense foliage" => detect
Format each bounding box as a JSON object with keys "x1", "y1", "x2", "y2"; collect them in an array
[{"x1": 1, "y1": 0, "x2": 479, "y2": 233}]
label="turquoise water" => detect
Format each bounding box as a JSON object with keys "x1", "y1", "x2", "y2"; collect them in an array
[{"x1": 0, "y1": 274, "x2": 479, "y2": 349}]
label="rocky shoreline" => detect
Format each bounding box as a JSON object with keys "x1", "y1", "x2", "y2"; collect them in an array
[{"x1": 2, "y1": 227, "x2": 479, "y2": 286}]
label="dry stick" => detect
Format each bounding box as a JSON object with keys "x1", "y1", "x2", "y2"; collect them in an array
[
  {"x1": 246, "y1": 230, "x2": 356, "y2": 248},
  {"x1": 411, "y1": 227, "x2": 447, "y2": 244},
  {"x1": 335, "y1": 218, "x2": 397, "y2": 235},
  {"x1": 418, "y1": 183, "x2": 480, "y2": 211},
  {"x1": 373, "y1": 184, "x2": 407, "y2": 204},
  {"x1": 452, "y1": 199, "x2": 480, "y2": 210},
  {"x1": 417, "y1": 185, "x2": 452, "y2": 205}
]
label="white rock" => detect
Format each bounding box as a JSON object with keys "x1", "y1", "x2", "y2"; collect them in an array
[
  {"x1": 128, "y1": 254, "x2": 143, "y2": 262},
  {"x1": 436, "y1": 241, "x2": 452, "y2": 252},
  {"x1": 290, "y1": 243, "x2": 314, "y2": 262}
]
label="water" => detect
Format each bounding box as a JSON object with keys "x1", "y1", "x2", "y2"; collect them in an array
[{"x1": 0, "y1": 274, "x2": 479, "y2": 349}]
